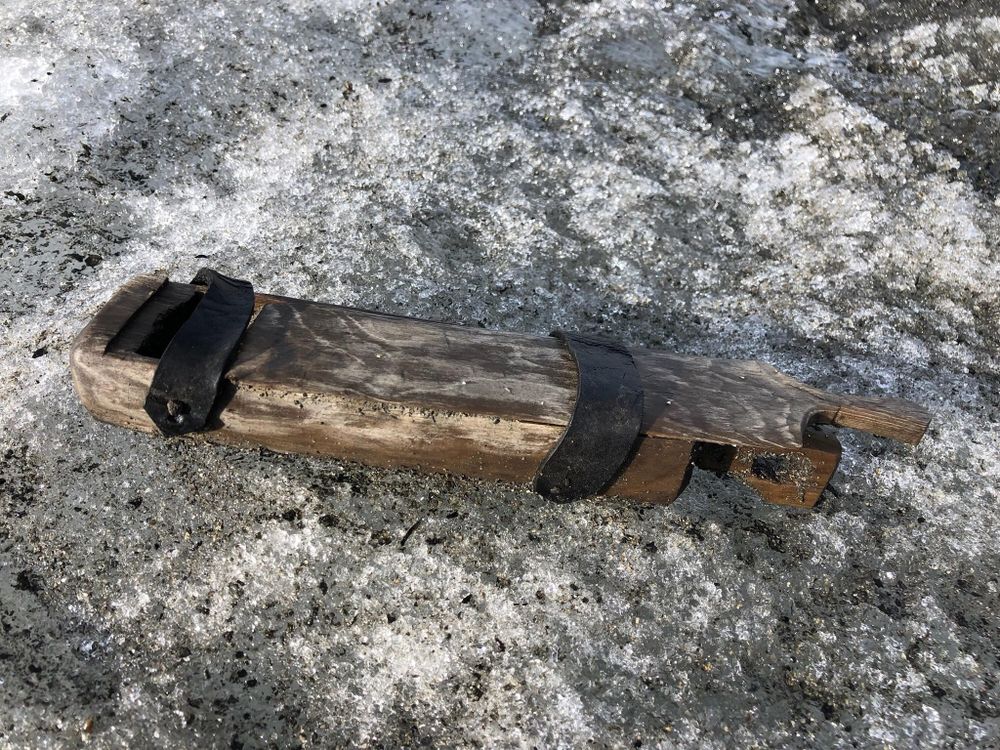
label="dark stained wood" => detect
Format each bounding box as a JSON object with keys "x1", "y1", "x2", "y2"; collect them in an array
[{"x1": 71, "y1": 273, "x2": 931, "y2": 507}]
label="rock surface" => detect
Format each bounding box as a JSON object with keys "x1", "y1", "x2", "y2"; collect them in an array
[{"x1": 1, "y1": 1, "x2": 998, "y2": 747}]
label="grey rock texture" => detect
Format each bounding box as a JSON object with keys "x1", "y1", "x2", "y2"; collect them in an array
[{"x1": 1, "y1": 1, "x2": 998, "y2": 747}]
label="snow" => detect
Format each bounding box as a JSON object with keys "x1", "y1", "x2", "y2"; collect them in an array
[{"x1": 1, "y1": 0, "x2": 999, "y2": 747}]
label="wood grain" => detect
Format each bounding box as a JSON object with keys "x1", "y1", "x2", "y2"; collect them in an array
[
  {"x1": 71, "y1": 274, "x2": 930, "y2": 507},
  {"x1": 228, "y1": 291, "x2": 930, "y2": 451},
  {"x1": 227, "y1": 298, "x2": 577, "y2": 428}
]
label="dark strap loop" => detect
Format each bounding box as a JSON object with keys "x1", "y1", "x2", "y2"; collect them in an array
[
  {"x1": 533, "y1": 332, "x2": 644, "y2": 502},
  {"x1": 144, "y1": 268, "x2": 254, "y2": 436}
]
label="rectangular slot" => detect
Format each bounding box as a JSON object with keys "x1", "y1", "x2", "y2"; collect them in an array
[{"x1": 107, "y1": 281, "x2": 202, "y2": 358}]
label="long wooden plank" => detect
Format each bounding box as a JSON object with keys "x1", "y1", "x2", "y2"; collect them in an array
[
  {"x1": 70, "y1": 274, "x2": 693, "y2": 503},
  {"x1": 227, "y1": 299, "x2": 576, "y2": 426},
  {"x1": 71, "y1": 273, "x2": 929, "y2": 507},
  {"x1": 227, "y1": 293, "x2": 929, "y2": 451}
]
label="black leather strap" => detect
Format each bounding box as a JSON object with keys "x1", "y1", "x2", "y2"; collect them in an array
[
  {"x1": 534, "y1": 332, "x2": 644, "y2": 502},
  {"x1": 144, "y1": 268, "x2": 254, "y2": 436}
]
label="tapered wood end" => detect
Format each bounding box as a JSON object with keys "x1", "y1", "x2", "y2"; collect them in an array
[{"x1": 818, "y1": 395, "x2": 930, "y2": 445}]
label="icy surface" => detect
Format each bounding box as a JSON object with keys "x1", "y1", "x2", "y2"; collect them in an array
[{"x1": 1, "y1": 0, "x2": 999, "y2": 747}]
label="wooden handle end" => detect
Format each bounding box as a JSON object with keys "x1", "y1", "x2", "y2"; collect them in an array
[{"x1": 820, "y1": 396, "x2": 930, "y2": 445}]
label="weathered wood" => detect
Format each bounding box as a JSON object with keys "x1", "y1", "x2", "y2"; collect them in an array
[
  {"x1": 228, "y1": 295, "x2": 577, "y2": 428},
  {"x1": 108, "y1": 281, "x2": 200, "y2": 357},
  {"x1": 695, "y1": 426, "x2": 843, "y2": 507},
  {"x1": 72, "y1": 275, "x2": 694, "y2": 502},
  {"x1": 227, "y1": 291, "x2": 928, "y2": 451},
  {"x1": 71, "y1": 273, "x2": 931, "y2": 507}
]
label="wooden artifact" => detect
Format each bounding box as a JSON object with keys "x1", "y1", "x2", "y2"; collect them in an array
[{"x1": 71, "y1": 271, "x2": 930, "y2": 507}]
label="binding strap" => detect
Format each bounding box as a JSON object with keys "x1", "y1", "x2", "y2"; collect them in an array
[
  {"x1": 534, "y1": 332, "x2": 644, "y2": 502},
  {"x1": 144, "y1": 268, "x2": 254, "y2": 436}
]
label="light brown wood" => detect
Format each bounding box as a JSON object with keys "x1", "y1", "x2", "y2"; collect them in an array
[{"x1": 70, "y1": 273, "x2": 930, "y2": 507}]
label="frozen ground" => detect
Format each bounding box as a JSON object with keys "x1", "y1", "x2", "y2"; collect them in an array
[{"x1": 1, "y1": 0, "x2": 998, "y2": 747}]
